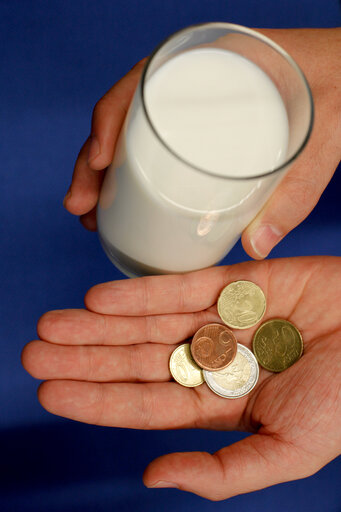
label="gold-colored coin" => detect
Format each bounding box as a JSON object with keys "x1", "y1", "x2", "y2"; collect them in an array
[
  {"x1": 169, "y1": 343, "x2": 204, "y2": 387},
  {"x1": 252, "y1": 318, "x2": 303, "y2": 372},
  {"x1": 217, "y1": 280, "x2": 266, "y2": 329}
]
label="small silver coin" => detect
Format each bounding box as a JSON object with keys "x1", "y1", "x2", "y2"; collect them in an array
[{"x1": 203, "y1": 343, "x2": 259, "y2": 399}]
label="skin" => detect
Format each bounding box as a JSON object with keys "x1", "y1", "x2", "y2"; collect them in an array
[
  {"x1": 24, "y1": 27, "x2": 341, "y2": 499},
  {"x1": 22, "y1": 256, "x2": 341, "y2": 500},
  {"x1": 63, "y1": 28, "x2": 341, "y2": 258}
]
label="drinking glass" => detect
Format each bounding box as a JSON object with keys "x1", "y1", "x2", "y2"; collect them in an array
[{"x1": 97, "y1": 23, "x2": 313, "y2": 278}]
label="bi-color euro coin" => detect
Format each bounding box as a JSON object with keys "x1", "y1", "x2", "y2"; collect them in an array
[{"x1": 203, "y1": 343, "x2": 259, "y2": 399}]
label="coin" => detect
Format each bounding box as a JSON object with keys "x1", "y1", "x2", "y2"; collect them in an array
[
  {"x1": 169, "y1": 343, "x2": 204, "y2": 387},
  {"x1": 217, "y1": 280, "x2": 266, "y2": 329},
  {"x1": 252, "y1": 318, "x2": 303, "y2": 372},
  {"x1": 203, "y1": 343, "x2": 259, "y2": 399},
  {"x1": 191, "y1": 323, "x2": 237, "y2": 371}
]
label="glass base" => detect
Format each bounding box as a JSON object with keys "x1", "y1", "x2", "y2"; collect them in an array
[{"x1": 98, "y1": 233, "x2": 176, "y2": 278}]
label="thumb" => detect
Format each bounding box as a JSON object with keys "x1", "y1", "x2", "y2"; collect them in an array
[
  {"x1": 241, "y1": 97, "x2": 341, "y2": 260},
  {"x1": 241, "y1": 163, "x2": 335, "y2": 260},
  {"x1": 143, "y1": 433, "x2": 315, "y2": 500}
]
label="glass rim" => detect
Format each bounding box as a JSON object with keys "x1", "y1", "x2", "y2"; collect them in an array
[{"x1": 139, "y1": 22, "x2": 314, "y2": 181}]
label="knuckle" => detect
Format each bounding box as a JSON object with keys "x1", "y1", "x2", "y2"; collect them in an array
[
  {"x1": 178, "y1": 275, "x2": 187, "y2": 310},
  {"x1": 285, "y1": 175, "x2": 316, "y2": 207},
  {"x1": 93, "y1": 384, "x2": 106, "y2": 425},
  {"x1": 141, "y1": 277, "x2": 153, "y2": 314},
  {"x1": 206, "y1": 492, "x2": 226, "y2": 502},
  {"x1": 276, "y1": 173, "x2": 319, "y2": 226},
  {"x1": 92, "y1": 94, "x2": 116, "y2": 123},
  {"x1": 137, "y1": 385, "x2": 155, "y2": 429},
  {"x1": 93, "y1": 96, "x2": 107, "y2": 116}
]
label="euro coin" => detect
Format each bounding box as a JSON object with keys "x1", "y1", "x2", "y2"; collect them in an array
[
  {"x1": 217, "y1": 280, "x2": 266, "y2": 329},
  {"x1": 169, "y1": 343, "x2": 204, "y2": 387},
  {"x1": 203, "y1": 343, "x2": 259, "y2": 399},
  {"x1": 252, "y1": 318, "x2": 303, "y2": 372},
  {"x1": 191, "y1": 323, "x2": 237, "y2": 371}
]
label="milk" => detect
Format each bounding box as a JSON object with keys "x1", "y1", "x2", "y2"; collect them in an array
[{"x1": 97, "y1": 48, "x2": 289, "y2": 276}]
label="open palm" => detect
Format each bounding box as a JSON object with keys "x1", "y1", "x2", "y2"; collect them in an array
[{"x1": 22, "y1": 256, "x2": 341, "y2": 500}]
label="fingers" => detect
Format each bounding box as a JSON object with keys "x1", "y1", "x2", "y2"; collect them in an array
[
  {"x1": 242, "y1": 95, "x2": 340, "y2": 260},
  {"x1": 88, "y1": 58, "x2": 146, "y2": 170},
  {"x1": 64, "y1": 59, "x2": 146, "y2": 218},
  {"x1": 63, "y1": 138, "x2": 105, "y2": 217},
  {"x1": 36, "y1": 308, "x2": 217, "y2": 345},
  {"x1": 144, "y1": 434, "x2": 314, "y2": 500},
  {"x1": 241, "y1": 163, "x2": 333, "y2": 259},
  {"x1": 80, "y1": 206, "x2": 97, "y2": 231},
  {"x1": 37, "y1": 380, "x2": 213, "y2": 429},
  {"x1": 84, "y1": 261, "x2": 269, "y2": 316},
  {"x1": 22, "y1": 340, "x2": 174, "y2": 382}
]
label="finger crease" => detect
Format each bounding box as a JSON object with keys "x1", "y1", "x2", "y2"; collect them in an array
[
  {"x1": 100, "y1": 314, "x2": 109, "y2": 344},
  {"x1": 142, "y1": 278, "x2": 152, "y2": 315},
  {"x1": 94, "y1": 383, "x2": 106, "y2": 425},
  {"x1": 86, "y1": 347, "x2": 95, "y2": 381},
  {"x1": 129, "y1": 345, "x2": 144, "y2": 381},
  {"x1": 212, "y1": 451, "x2": 228, "y2": 487},
  {"x1": 178, "y1": 276, "x2": 187, "y2": 311},
  {"x1": 139, "y1": 385, "x2": 155, "y2": 429}
]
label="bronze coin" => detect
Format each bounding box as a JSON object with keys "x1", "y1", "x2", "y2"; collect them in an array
[
  {"x1": 191, "y1": 323, "x2": 237, "y2": 371},
  {"x1": 252, "y1": 318, "x2": 303, "y2": 372}
]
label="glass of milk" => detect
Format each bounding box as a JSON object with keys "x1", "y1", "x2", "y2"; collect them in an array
[{"x1": 97, "y1": 23, "x2": 313, "y2": 277}]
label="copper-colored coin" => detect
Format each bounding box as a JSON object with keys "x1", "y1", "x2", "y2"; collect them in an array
[{"x1": 191, "y1": 323, "x2": 237, "y2": 371}]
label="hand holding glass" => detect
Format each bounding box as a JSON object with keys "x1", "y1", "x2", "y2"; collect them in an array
[{"x1": 97, "y1": 23, "x2": 313, "y2": 277}]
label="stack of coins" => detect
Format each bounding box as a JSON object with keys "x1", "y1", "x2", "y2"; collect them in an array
[{"x1": 169, "y1": 280, "x2": 304, "y2": 399}]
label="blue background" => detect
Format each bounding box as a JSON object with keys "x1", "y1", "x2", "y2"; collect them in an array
[{"x1": 1, "y1": 0, "x2": 340, "y2": 510}]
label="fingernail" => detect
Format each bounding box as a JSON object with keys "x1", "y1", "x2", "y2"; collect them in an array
[
  {"x1": 63, "y1": 189, "x2": 72, "y2": 207},
  {"x1": 88, "y1": 135, "x2": 100, "y2": 164},
  {"x1": 148, "y1": 481, "x2": 179, "y2": 489},
  {"x1": 250, "y1": 224, "x2": 282, "y2": 259}
]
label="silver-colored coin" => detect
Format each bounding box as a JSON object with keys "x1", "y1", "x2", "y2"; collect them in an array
[{"x1": 203, "y1": 343, "x2": 259, "y2": 399}]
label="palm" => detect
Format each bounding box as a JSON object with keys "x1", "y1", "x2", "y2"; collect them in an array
[{"x1": 22, "y1": 256, "x2": 341, "y2": 499}]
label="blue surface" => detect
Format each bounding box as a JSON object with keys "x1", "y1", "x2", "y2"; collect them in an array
[{"x1": 1, "y1": 1, "x2": 341, "y2": 511}]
